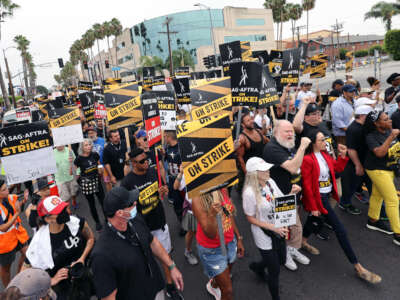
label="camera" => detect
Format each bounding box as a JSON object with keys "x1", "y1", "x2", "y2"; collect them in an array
[{"x1": 68, "y1": 262, "x2": 84, "y2": 279}]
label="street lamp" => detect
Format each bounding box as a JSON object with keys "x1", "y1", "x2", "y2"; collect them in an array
[
  {"x1": 3, "y1": 46, "x2": 17, "y2": 108},
  {"x1": 194, "y1": 3, "x2": 218, "y2": 60}
]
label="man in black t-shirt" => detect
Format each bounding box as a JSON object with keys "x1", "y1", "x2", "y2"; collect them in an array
[
  {"x1": 340, "y1": 105, "x2": 373, "y2": 215},
  {"x1": 91, "y1": 187, "x2": 183, "y2": 300},
  {"x1": 391, "y1": 95, "x2": 400, "y2": 130},
  {"x1": 103, "y1": 130, "x2": 127, "y2": 186},
  {"x1": 121, "y1": 148, "x2": 183, "y2": 300}
]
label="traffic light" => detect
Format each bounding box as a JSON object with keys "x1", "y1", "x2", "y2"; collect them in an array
[
  {"x1": 203, "y1": 56, "x2": 210, "y2": 69},
  {"x1": 209, "y1": 55, "x2": 216, "y2": 68},
  {"x1": 217, "y1": 55, "x2": 222, "y2": 67},
  {"x1": 83, "y1": 61, "x2": 88, "y2": 70},
  {"x1": 58, "y1": 58, "x2": 64, "y2": 68},
  {"x1": 105, "y1": 60, "x2": 109, "y2": 68}
]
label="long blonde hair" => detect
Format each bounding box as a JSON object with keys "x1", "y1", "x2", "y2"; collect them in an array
[
  {"x1": 243, "y1": 171, "x2": 263, "y2": 210},
  {"x1": 199, "y1": 189, "x2": 235, "y2": 216}
]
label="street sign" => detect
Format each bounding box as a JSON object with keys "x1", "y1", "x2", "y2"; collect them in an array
[{"x1": 112, "y1": 66, "x2": 121, "y2": 71}]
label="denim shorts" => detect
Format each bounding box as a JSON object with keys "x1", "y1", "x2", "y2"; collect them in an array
[{"x1": 197, "y1": 238, "x2": 237, "y2": 279}]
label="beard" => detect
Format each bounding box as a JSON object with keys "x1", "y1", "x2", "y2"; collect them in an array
[{"x1": 276, "y1": 135, "x2": 295, "y2": 149}]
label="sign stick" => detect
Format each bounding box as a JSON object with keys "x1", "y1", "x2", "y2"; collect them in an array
[
  {"x1": 269, "y1": 106, "x2": 277, "y2": 126},
  {"x1": 155, "y1": 149, "x2": 164, "y2": 201},
  {"x1": 285, "y1": 88, "x2": 290, "y2": 120},
  {"x1": 212, "y1": 190, "x2": 227, "y2": 257},
  {"x1": 102, "y1": 119, "x2": 106, "y2": 140},
  {"x1": 124, "y1": 127, "x2": 131, "y2": 153},
  {"x1": 235, "y1": 106, "x2": 243, "y2": 140},
  {"x1": 68, "y1": 144, "x2": 76, "y2": 176}
]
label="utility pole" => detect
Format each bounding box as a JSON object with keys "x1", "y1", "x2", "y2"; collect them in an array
[
  {"x1": 295, "y1": 25, "x2": 306, "y2": 47},
  {"x1": 331, "y1": 20, "x2": 344, "y2": 71},
  {"x1": 159, "y1": 17, "x2": 178, "y2": 77}
]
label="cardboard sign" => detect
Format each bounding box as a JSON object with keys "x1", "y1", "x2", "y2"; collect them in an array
[
  {"x1": 175, "y1": 67, "x2": 190, "y2": 78},
  {"x1": 156, "y1": 91, "x2": 177, "y2": 131},
  {"x1": 49, "y1": 107, "x2": 83, "y2": 147},
  {"x1": 172, "y1": 78, "x2": 191, "y2": 104},
  {"x1": 105, "y1": 82, "x2": 142, "y2": 130},
  {"x1": 177, "y1": 113, "x2": 237, "y2": 198},
  {"x1": 141, "y1": 92, "x2": 162, "y2": 148},
  {"x1": 252, "y1": 50, "x2": 269, "y2": 65},
  {"x1": 259, "y1": 67, "x2": 280, "y2": 108},
  {"x1": 299, "y1": 41, "x2": 308, "y2": 72},
  {"x1": 268, "y1": 50, "x2": 283, "y2": 77},
  {"x1": 79, "y1": 92, "x2": 95, "y2": 121},
  {"x1": 143, "y1": 66, "x2": 155, "y2": 90},
  {"x1": 152, "y1": 75, "x2": 165, "y2": 88},
  {"x1": 78, "y1": 81, "x2": 93, "y2": 91},
  {"x1": 310, "y1": 53, "x2": 328, "y2": 79},
  {"x1": 274, "y1": 194, "x2": 297, "y2": 228},
  {"x1": 16, "y1": 108, "x2": 31, "y2": 119},
  {"x1": 219, "y1": 40, "x2": 242, "y2": 76},
  {"x1": 281, "y1": 48, "x2": 300, "y2": 85},
  {"x1": 230, "y1": 62, "x2": 262, "y2": 107},
  {"x1": 94, "y1": 103, "x2": 107, "y2": 119},
  {"x1": 191, "y1": 77, "x2": 232, "y2": 122},
  {"x1": 345, "y1": 51, "x2": 354, "y2": 73}
]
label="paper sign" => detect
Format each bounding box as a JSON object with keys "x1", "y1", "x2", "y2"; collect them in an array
[
  {"x1": 274, "y1": 194, "x2": 297, "y2": 228},
  {"x1": 51, "y1": 123, "x2": 84, "y2": 147}
]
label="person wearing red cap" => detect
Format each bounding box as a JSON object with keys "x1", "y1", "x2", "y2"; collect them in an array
[{"x1": 23, "y1": 195, "x2": 95, "y2": 300}]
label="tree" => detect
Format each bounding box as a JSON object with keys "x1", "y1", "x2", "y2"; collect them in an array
[
  {"x1": 69, "y1": 39, "x2": 89, "y2": 81},
  {"x1": 53, "y1": 61, "x2": 77, "y2": 88},
  {"x1": 138, "y1": 55, "x2": 165, "y2": 76},
  {"x1": 302, "y1": 0, "x2": 316, "y2": 42},
  {"x1": 103, "y1": 21, "x2": 114, "y2": 67},
  {"x1": 384, "y1": 29, "x2": 400, "y2": 60},
  {"x1": 36, "y1": 85, "x2": 48, "y2": 95},
  {"x1": 110, "y1": 18, "x2": 123, "y2": 76},
  {"x1": 368, "y1": 44, "x2": 384, "y2": 56},
  {"x1": 288, "y1": 3, "x2": 303, "y2": 44},
  {"x1": 164, "y1": 49, "x2": 195, "y2": 72},
  {"x1": 1, "y1": 0, "x2": 20, "y2": 108},
  {"x1": 339, "y1": 48, "x2": 348, "y2": 60},
  {"x1": 264, "y1": 0, "x2": 286, "y2": 49},
  {"x1": 25, "y1": 52, "x2": 36, "y2": 95},
  {"x1": 354, "y1": 50, "x2": 369, "y2": 58},
  {"x1": 93, "y1": 23, "x2": 105, "y2": 80},
  {"x1": 13, "y1": 35, "x2": 31, "y2": 100},
  {"x1": 365, "y1": 2, "x2": 400, "y2": 31}
]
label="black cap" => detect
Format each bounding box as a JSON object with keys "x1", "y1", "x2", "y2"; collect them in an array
[
  {"x1": 332, "y1": 79, "x2": 344, "y2": 86},
  {"x1": 387, "y1": 73, "x2": 400, "y2": 84},
  {"x1": 305, "y1": 103, "x2": 321, "y2": 115},
  {"x1": 104, "y1": 187, "x2": 139, "y2": 217},
  {"x1": 37, "y1": 177, "x2": 50, "y2": 191}
]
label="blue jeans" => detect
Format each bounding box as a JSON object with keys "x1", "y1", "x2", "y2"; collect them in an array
[
  {"x1": 321, "y1": 193, "x2": 358, "y2": 264},
  {"x1": 197, "y1": 238, "x2": 237, "y2": 279},
  {"x1": 340, "y1": 162, "x2": 372, "y2": 206}
]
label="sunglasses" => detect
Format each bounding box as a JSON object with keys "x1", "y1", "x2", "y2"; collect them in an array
[{"x1": 134, "y1": 157, "x2": 148, "y2": 164}]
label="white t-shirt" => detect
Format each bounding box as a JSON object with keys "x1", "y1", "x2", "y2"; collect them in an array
[
  {"x1": 242, "y1": 179, "x2": 283, "y2": 250},
  {"x1": 315, "y1": 152, "x2": 332, "y2": 193},
  {"x1": 254, "y1": 114, "x2": 270, "y2": 129}
]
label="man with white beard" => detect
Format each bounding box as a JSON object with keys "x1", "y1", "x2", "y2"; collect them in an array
[{"x1": 263, "y1": 120, "x2": 312, "y2": 272}]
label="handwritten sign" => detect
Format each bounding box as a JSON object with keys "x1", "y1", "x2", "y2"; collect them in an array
[
  {"x1": 51, "y1": 123, "x2": 84, "y2": 147},
  {"x1": 274, "y1": 194, "x2": 297, "y2": 228},
  {"x1": 2, "y1": 147, "x2": 57, "y2": 185}
]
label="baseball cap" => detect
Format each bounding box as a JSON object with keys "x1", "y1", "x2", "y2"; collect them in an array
[
  {"x1": 386, "y1": 72, "x2": 400, "y2": 84},
  {"x1": 104, "y1": 187, "x2": 140, "y2": 216},
  {"x1": 355, "y1": 105, "x2": 373, "y2": 115},
  {"x1": 342, "y1": 84, "x2": 357, "y2": 93},
  {"x1": 136, "y1": 129, "x2": 147, "y2": 139},
  {"x1": 305, "y1": 103, "x2": 321, "y2": 115},
  {"x1": 37, "y1": 195, "x2": 68, "y2": 217},
  {"x1": 359, "y1": 87, "x2": 373, "y2": 94},
  {"x1": 332, "y1": 79, "x2": 344, "y2": 86},
  {"x1": 246, "y1": 157, "x2": 273, "y2": 173},
  {"x1": 36, "y1": 177, "x2": 50, "y2": 191},
  {"x1": 354, "y1": 97, "x2": 376, "y2": 108},
  {"x1": 7, "y1": 268, "x2": 56, "y2": 300}
]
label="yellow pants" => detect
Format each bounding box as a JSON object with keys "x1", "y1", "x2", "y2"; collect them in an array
[{"x1": 366, "y1": 169, "x2": 400, "y2": 234}]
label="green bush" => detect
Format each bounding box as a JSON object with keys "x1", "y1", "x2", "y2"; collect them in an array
[
  {"x1": 339, "y1": 48, "x2": 348, "y2": 60},
  {"x1": 368, "y1": 45, "x2": 384, "y2": 56},
  {"x1": 384, "y1": 29, "x2": 400, "y2": 60},
  {"x1": 354, "y1": 50, "x2": 369, "y2": 58}
]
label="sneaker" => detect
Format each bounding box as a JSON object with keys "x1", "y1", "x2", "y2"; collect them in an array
[
  {"x1": 168, "y1": 198, "x2": 174, "y2": 205},
  {"x1": 166, "y1": 286, "x2": 184, "y2": 300},
  {"x1": 302, "y1": 241, "x2": 320, "y2": 255},
  {"x1": 366, "y1": 219, "x2": 393, "y2": 235},
  {"x1": 323, "y1": 221, "x2": 333, "y2": 230},
  {"x1": 288, "y1": 246, "x2": 310, "y2": 265},
  {"x1": 184, "y1": 249, "x2": 198, "y2": 265},
  {"x1": 249, "y1": 262, "x2": 268, "y2": 282},
  {"x1": 354, "y1": 192, "x2": 369, "y2": 204},
  {"x1": 284, "y1": 249, "x2": 297, "y2": 271},
  {"x1": 206, "y1": 280, "x2": 221, "y2": 300},
  {"x1": 393, "y1": 234, "x2": 400, "y2": 246},
  {"x1": 338, "y1": 203, "x2": 361, "y2": 215},
  {"x1": 356, "y1": 269, "x2": 382, "y2": 284},
  {"x1": 316, "y1": 227, "x2": 330, "y2": 240},
  {"x1": 95, "y1": 222, "x2": 102, "y2": 232}
]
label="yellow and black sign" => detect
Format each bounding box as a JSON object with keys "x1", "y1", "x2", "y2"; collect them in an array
[
  {"x1": 49, "y1": 107, "x2": 80, "y2": 128},
  {"x1": 191, "y1": 77, "x2": 232, "y2": 122},
  {"x1": 345, "y1": 51, "x2": 354, "y2": 73},
  {"x1": 259, "y1": 67, "x2": 280, "y2": 108},
  {"x1": 268, "y1": 50, "x2": 283, "y2": 77},
  {"x1": 0, "y1": 121, "x2": 53, "y2": 157},
  {"x1": 240, "y1": 41, "x2": 253, "y2": 62},
  {"x1": 310, "y1": 53, "x2": 328, "y2": 79},
  {"x1": 105, "y1": 82, "x2": 142, "y2": 130},
  {"x1": 177, "y1": 113, "x2": 237, "y2": 198},
  {"x1": 138, "y1": 181, "x2": 159, "y2": 215}
]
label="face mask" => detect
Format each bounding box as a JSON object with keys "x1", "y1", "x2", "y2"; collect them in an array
[
  {"x1": 56, "y1": 209, "x2": 70, "y2": 224},
  {"x1": 129, "y1": 206, "x2": 137, "y2": 219}
]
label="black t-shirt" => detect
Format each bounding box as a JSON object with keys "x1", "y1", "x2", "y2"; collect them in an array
[
  {"x1": 329, "y1": 89, "x2": 341, "y2": 101},
  {"x1": 365, "y1": 130, "x2": 400, "y2": 170},
  {"x1": 263, "y1": 137, "x2": 301, "y2": 194},
  {"x1": 74, "y1": 152, "x2": 99, "y2": 177},
  {"x1": 165, "y1": 144, "x2": 181, "y2": 177},
  {"x1": 121, "y1": 167, "x2": 166, "y2": 231},
  {"x1": 146, "y1": 149, "x2": 157, "y2": 170},
  {"x1": 300, "y1": 121, "x2": 335, "y2": 156},
  {"x1": 91, "y1": 216, "x2": 164, "y2": 300},
  {"x1": 384, "y1": 86, "x2": 396, "y2": 103},
  {"x1": 103, "y1": 142, "x2": 127, "y2": 180},
  {"x1": 391, "y1": 109, "x2": 400, "y2": 130},
  {"x1": 346, "y1": 121, "x2": 367, "y2": 165}
]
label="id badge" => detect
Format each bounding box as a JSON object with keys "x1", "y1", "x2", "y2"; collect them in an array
[{"x1": 119, "y1": 158, "x2": 124, "y2": 164}]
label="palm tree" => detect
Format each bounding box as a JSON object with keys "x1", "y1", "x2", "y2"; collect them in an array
[
  {"x1": 69, "y1": 39, "x2": 89, "y2": 81},
  {"x1": 138, "y1": 55, "x2": 164, "y2": 76},
  {"x1": 279, "y1": 3, "x2": 291, "y2": 49},
  {"x1": 110, "y1": 18, "x2": 123, "y2": 76},
  {"x1": 81, "y1": 29, "x2": 96, "y2": 80},
  {"x1": 365, "y1": 1, "x2": 400, "y2": 31},
  {"x1": 93, "y1": 23, "x2": 105, "y2": 81},
  {"x1": 102, "y1": 21, "x2": 114, "y2": 67},
  {"x1": 25, "y1": 52, "x2": 36, "y2": 95},
  {"x1": 302, "y1": 0, "x2": 316, "y2": 42},
  {"x1": 13, "y1": 35, "x2": 31, "y2": 100},
  {"x1": 288, "y1": 3, "x2": 303, "y2": 45},
  {"x1": 0, "y1": 0, "x2": 20, "y2": 107},
  {"x1": 264, "y1": 0, "x2": 286, "y2": 49}
]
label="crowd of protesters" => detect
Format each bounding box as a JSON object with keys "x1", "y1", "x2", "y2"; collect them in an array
[{"x1": 2, "y1": 71, "x2": 400, "y2": 300}]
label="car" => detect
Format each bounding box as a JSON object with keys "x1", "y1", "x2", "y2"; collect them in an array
[{"x1": 2, "y1": 106, "x2": 39, "y2": 127}]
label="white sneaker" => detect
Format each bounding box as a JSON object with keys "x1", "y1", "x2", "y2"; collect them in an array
[
  {"x1": 288, "y1": 246, "x2": 310, "y2": 265},
  {"x1": 206, "y1": 279, "x2": 221, "y2": 300},
  {"x1": 184, "y1": 249, "x2": 199, "y2": 265},
  {"x1": 284, "y1": 249, "x2": 297, "y2": 271}
]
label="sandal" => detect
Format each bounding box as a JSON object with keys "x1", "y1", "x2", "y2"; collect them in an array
[
  {"x1": 357, "y1": 269, "x2": 382, "y2": 284},
  {"x1": 302, "y1": 242, "x2": 320, "y2": 255}
]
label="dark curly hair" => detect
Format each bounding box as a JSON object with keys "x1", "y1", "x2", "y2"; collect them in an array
[{"x1": 363, "y1": 110, "x2": 383, "y2": 135}]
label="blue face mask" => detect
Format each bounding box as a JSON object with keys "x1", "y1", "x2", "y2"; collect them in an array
[{"x1": 129, "y1": 206, "x2": 137, "y2": 220}]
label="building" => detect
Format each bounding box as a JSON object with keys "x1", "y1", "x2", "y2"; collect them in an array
[{"x1": 90, "y1": 6, "x2": 275, "y2": 80}]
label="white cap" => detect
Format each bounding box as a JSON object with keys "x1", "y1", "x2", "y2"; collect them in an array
[
  {"x1": 246, "y1": 157, "x2": 273, "y2": 173},
  {"x1": 354, "y1": 105, "x2": 373, "y2": 115},
  {"x1": 354, "y1": 97, "x2": 376, "y2": 108}
]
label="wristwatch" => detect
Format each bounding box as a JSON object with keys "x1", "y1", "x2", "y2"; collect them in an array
[
  {"x1": 168, "y1": 261, "x2": 176, "y2": 271},
  {"x1": 237, "y1": 235, "x2": 243, "y2": 240}
]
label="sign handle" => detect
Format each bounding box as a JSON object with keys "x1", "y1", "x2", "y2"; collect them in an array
[
  {"x1": 155, "y1": 149, "x2": 164, "y2": 201},
  {"x1": 270, "y1": 106, "x2": 277, "y2": 126},
  {"x1": 102, "y1": 119, "x2": 106, "y2": 141},
  {"x1": 235, "y1": 107, "x2": 243, "y2": 140},
  {"x1": 285, "y1": 88, "x2": 290, "y2": 120},
  {"x1": 68, "y1": 144, "x2": 76, "y2": 176},
  {"x1": 124, "y1": 127, "x2": 131, "y2": 153}
]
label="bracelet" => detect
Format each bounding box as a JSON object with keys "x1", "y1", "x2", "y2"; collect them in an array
[
  {"x1": 168, "y1": 261, "x2": 176, "y2": 271},
  {"x1": 237, "y1": 235, "x2": 243, "y2": 240}
]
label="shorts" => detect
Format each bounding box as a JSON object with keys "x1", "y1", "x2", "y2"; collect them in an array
[
  {"x1": 182, "y1": 212, "x2": 197, "y2": 232},
  {"x1": 58, "y1": 180, "x2": 79, "y2": 201},
  {"x1": 151, "y1": 224, "x2": 172, "y2": 254},
  {"x1": 197, "y1": 238, "x2": 237, "y2": 279},
  {"x1": 0, "y1": 242, "x2": 25, "y2": 266}
]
